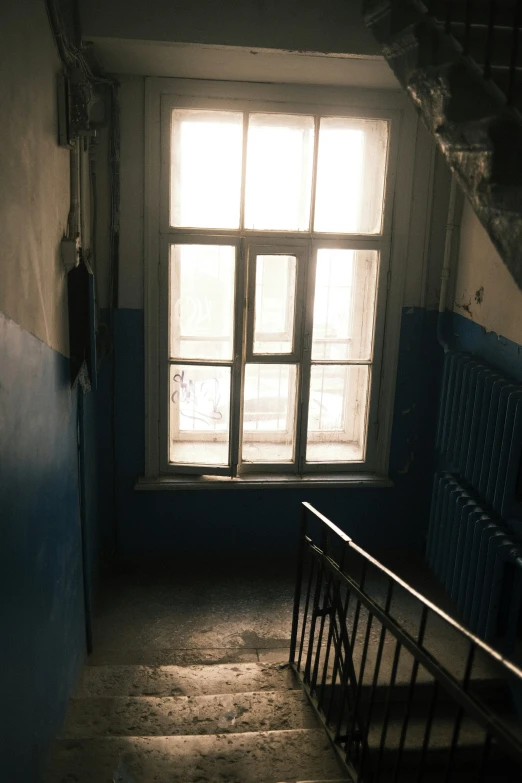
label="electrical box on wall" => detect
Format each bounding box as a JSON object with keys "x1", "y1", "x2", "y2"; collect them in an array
[{"x1": 57, "y1": 69, "x2": 108, "y2": 146}]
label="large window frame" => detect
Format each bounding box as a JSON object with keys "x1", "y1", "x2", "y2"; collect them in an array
[{"x1": 144, "y1": 79, "x2": 418, "y2": 483}]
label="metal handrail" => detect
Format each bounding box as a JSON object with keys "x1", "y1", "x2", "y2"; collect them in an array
[{"x1": 290, "y1": 502, "x2": 522, "y2": 782}]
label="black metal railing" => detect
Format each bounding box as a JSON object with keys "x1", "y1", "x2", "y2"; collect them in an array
[
  {"x1": 290, "y1": 502, "x2": 522, "y2": 782},
  {"x1": 425, "y1": 0, "x2": 522, "y2": 110}
]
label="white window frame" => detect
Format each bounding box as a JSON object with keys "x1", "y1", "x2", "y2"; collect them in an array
[{"x1": 144, "y1": 78, "x2": 418, "y2": 482}]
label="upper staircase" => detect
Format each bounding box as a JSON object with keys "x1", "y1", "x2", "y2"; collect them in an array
[{"x1": 363, "y1": 0, "x2": 522, "y2": 291}]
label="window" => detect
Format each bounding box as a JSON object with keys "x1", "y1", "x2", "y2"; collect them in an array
[{"x1": 145, "y1": 81, "x2": 409, "y2": 481}]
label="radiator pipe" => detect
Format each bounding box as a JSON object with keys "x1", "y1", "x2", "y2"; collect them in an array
[
  {"x1": 437, "y1": 175, "x2": 459, "y2": 352},
  {"x1": 68, "y1": 140, "x2": 81, "y2": 242}
]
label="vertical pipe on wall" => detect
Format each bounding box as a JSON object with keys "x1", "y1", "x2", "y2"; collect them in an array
[
  {"x1": 438, "y1": 176, "x2": 459, "y2": 351},
  {"x1": 68, "y1": 140, "x2": 81, "y2": 242}
]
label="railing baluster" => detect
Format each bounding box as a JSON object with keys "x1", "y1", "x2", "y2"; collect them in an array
[
  {"x1": 416, "y1": 681, "x2": 439, "y2": 783},
  {"x1": 374, "y1": 638, "x2": 402, "y2": 781},
  {"x1": 357, "y1": 579, "x2": 394, "y2": 780},
  {"x1": 304, "y1": 532, "x2": 327, "y2": 684},
  {"x1": 445, "y1": 0, "x2": 454, "y2": 35},
  {"x1": 290, "y1": 504, "x2": 308, "y2": 664},
  {"x1": 325, "y1": 565, "x2": 352, "y2": 725},
  {"x1": 318, "y1": 546, "x2": 347, "y2": 713},
  {"x1": 333, "y1": 558, "x2": 368, "y2": 745},
  {"x1": 484, "y1": 0, "x2": 496, "y2": 80},
  {"x1": 296, "y1": 546, "x2": 315, "y2": 672},
  {"x1": 344, "y1": 605, "x2": 374, "y2": 771},
  {"x1": 443, "y1": 643, "x2": 476, "y2": 782},
  {"x1": 391, "y1": 605, "x2": 429, "y2": 783},
  {"x1": 350, "y1": 559, "x2": 367, "y2": 650},
  {"x1": 311, "y1": 530, "x2": 333, "y2": 695},
  {"x1": 463, "y1": 0, "x2": 473, "y2": 56},
  {"x1": 477, "y1": 733, "x2": 492, "y2": 782},
  {"x1": 508, "y1": 0, "x2": 522, "y2": 105}
]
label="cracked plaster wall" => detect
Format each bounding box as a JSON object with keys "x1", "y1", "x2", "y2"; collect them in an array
[{"x1": 453, "y1": 198, "x2": 522, "y2": 347}]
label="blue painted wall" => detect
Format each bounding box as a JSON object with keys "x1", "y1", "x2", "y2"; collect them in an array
[
  {"x1": 97, "y1": 306, "x2": 444, "y2": 556},
  {"x1": 450, "y1": 311, "x2": 522, "y2": 382},
  {"x1": 0, "y1": 312, "x2": 88, "y2": 783}
]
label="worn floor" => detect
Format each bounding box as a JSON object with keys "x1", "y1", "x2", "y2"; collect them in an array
[
  {"x1": 88, "y1": 555, "x2": 298, "y2": 666},
  {"x1": 88, "y1": 551, "x2": 459, "y2": 667},
  {"x1": 45, "y1": 550, "x2": 518, "y2": 782}
]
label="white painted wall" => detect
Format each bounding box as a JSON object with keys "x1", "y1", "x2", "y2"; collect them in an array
[
  {"x1": 453, "y1": 199, "x2": 522, "y2": 346},
  {"x1": 0, "y1": 2, "x2": 70, "y2": 355},
  {"x1": 80, "y1": 0, "x2": 379, "y2": 56}
]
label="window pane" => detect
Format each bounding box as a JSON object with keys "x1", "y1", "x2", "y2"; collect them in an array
[
  {"x1": 314, "y1": 118, "x2": 389, "y2": 234},
  {"x1": 253, "y1": 255, "x2": 297, "y2": 354},
  {"x1": 170, "y1": 109, "x2": 243, "y2": 229},
  {"x1": 245, "y1": 114, "x2": 314, "y2": 231},
  {"x1": 169, "y1": 365, "x2": 231, "y2": 465},
  {"x1": 169, "y1": 245, "x2": 235, "y2": 361},
  {"x1": 306, "y1": 365, "x2": 369, "y2": 462},
  {"x1": 312, "y1": 249, "x2": 378, "y2": 361},
  {"x1": 242, "y1": 364, "x2": 297, "y2": 463}
]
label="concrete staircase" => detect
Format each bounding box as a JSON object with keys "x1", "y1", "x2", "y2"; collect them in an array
[
  {"x1": 47, "y1": 661, "x2": 520, "y2": 783},
  {"x1": 363, "y1": 0, "x2": 522, "y2": 292},
  {"x1": 44, "y1": 662, "x2": 347, "y2": 782}
]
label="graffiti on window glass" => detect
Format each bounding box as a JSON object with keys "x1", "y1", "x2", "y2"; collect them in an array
[{"x1": 171, "y1": 370, "x2": 222, "y2": 426}]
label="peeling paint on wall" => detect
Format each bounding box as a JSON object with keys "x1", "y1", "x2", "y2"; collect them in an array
[
  {"x1": 454, "y1": 297, "x2": 473, "y2": 317},
  {"x1": 454, "y1": 200, "x2": 522, "y2": 346}
]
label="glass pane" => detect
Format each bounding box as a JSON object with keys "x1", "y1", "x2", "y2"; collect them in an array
[
  {"x1": 170, "y1": 109, "x2": 243, "y2": 229},
  {"x1": 307, "y1": 365, "x2": 369, "y2": 463},
  {"x1": 169, "y1": 364, "x2": 231, "y2": 465},
  {"x1": 169, "y1": 245, "x2": 235, "y2": 361},
  {"x1": 312, "y1": 249, "x2": 378, "y2": 361},
  {"x1": 245, "y1": 114, "x2": 314, "y2": 231},
  {"x1": 242, "y1": 364, "x2": 297, "y2": 463},
  {"x1": 314, "y1": 118, "x2": 389, "y2": 234},
  {"x1": 253, "y1": 255, "x2": 297, "y2": 354}
]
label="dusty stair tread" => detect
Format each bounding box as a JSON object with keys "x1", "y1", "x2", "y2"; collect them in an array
[
  {"x1": 45, "y1": 729, "x2": 343, "y2": 783},
  {"x1": 77, "y1": 662, "x2": 298, "y2": 698},
  {"x1": 61, "y1": 689, "x2": 319, "y2": 738}
]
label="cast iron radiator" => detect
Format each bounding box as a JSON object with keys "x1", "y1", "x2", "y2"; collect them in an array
[{"x1": 427, "y1": 351, "x2": 522, "y2": 650}]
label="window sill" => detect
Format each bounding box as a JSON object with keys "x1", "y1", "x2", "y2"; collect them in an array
[{"x1": 135, "y1": 473, "x2": 393, "y2": 491}]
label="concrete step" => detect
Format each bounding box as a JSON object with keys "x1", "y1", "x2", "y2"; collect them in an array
[
  {"x1": 61, "y1": 690, "x2": 318, "y2": 738},
  {"x1": 45, "y1": 729, "x2": 343, "y2": 783},
  {"x1": 77, "y1": 662, "x2": 298, "y2": 698}
]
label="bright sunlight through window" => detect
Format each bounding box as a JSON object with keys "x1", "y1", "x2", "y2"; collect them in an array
[{"x1": 165, "y1": 107, "x2": 389, "y2": 475}]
